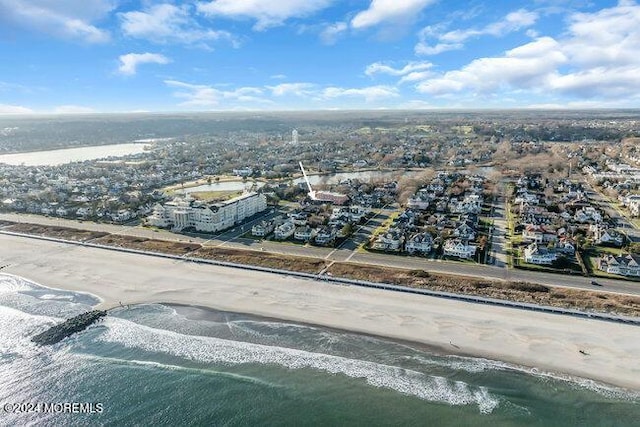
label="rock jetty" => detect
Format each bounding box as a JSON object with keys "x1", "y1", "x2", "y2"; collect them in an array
[{"x1": 32, "y1": 310, "x2": 108, "y2": 345}]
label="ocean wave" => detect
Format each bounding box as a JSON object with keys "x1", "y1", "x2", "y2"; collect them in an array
[
  {"x1": 78, "y1": 354, "x2": 280, "y2": 388},
  {"x1": 0, "y1": 273, "x2": 35, "y2": 294},
  {"x1": 406, "y1": 354, "x2": 514, "y2": 374},
  {"x1": 0, "y1": 273, "x2": 100, "y2": 317},
  {"x1": 97, "y1": 317, "x2": 500, "y2": 413},
  {"x1": 0, "y1": 305, "x2": 56, "y2": 357},
  {"x1": 406, "y1": 354, "x2": 639, "y2": 401}
]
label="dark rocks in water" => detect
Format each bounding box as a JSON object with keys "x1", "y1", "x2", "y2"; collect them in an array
[{"x1": 32, "y1": 310, "x2": 107, "y2": 346}]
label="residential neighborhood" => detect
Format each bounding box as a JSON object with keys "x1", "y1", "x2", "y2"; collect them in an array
[{"x1": 1, "y1": 112, "x2": 639, "y2": 280}]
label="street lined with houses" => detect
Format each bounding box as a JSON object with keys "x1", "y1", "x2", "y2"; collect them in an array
[{"x1": 2, "y1": 211, "x2": 639, "y2": 297}]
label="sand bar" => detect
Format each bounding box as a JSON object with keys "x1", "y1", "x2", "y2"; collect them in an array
[{"x1": 1, "y1": 233, "x2": 639, "y2": 390}]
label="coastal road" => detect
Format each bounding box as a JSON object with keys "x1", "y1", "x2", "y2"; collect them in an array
[{"x1": 1, "y1": 212, "x2": 638, "y2": 297}]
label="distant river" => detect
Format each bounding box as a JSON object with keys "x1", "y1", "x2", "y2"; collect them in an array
[{"x1": 0, "y1": 143, "x2": 149, "y2": 166}]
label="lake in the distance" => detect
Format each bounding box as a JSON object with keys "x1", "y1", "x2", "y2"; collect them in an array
[{"x1": 0, "y1": 143, "x2": 149, "y2": 166}]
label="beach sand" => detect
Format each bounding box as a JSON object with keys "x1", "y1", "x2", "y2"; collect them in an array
[{"x1": 2, "y1": 233, "x2": 639, "y2": 390}]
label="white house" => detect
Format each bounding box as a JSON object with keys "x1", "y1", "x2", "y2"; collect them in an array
[
  {"x1": 407, "y1": 189, "x2": 432, "y2": 210},
  {"x1": 274, "y1": 221, "x2": 295, "y2": 240},
  {"x1": 443, "y1": 239, "x2": 476, "y2": 259},
  {"x1": 405, "y1": 233, "x2": 433, "y2": 254},
  {"x1": 314, "y1": 227, "x2": 337, "y2": 246},
  {"x1": 574, "y1": 206, "x2": 602, "y2": 223},
  {"x1": 590, "y1": 224, "x2": 625, "y2": 247},
  {"x1": 622, "y1": 194, "x2": 640, "y2": 217},
  {"x1": 371, "y1": 229, "x2": 403, "y2": 251},
  {"x1": 294, "y1": 226, "x2": 316, "y2": 242},
  {"x1": 252, "y1": 220, "x2": 275, "y2": 237},
  {"x1": 523, "y1": 242, "x2": 558, "y2": 265},
  {"x1": 599, "y1": 254, "x2": 640, "y2": 277}
]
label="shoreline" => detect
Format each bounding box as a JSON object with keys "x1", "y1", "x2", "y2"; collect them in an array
[{"x1": 1, "y1": 233, "x2": 639, "y2": 390}]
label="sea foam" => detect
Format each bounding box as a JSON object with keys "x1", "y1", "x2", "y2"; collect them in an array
[{"x1": 98, "y1": 317, "x2": 500, "y2": 413}]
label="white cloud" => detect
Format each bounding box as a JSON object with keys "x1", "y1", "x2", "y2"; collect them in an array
[
  {"x1": 562, "y1": 1, "x2": 640, "y2": 68},
  {"x1": 416, "y1": 9, "x2": 538, "y2": 55},
  {"x1": 165, "y1": 80, "x2": 270, "y2": 107},
  {"x1": 415, "y1": 42, "x2": 462, "y2": 55},
  {"x1": 197, "y1": 0, "x2": 333, "y2": 30},
  {"x1": 120, "y1": 4, "x2": 236, "y2": 46},
  {"x1": 320, "y1": 85, "x2": 398, "y2": 102},
  {"x1": 414, "y1": 1, "x2": 640, "y2": 103},
  {"x1": 0, "y1": 104, "x2": 33, "y2": 114},
  {"x1": 417, "y1": 37, "x2": 566, "y2": 95},
  {"x1": 320, "y1": 21, "x2": 347, "y2": 44},
  {"x1": 365, "y1": 61, "x2": 432, "y2": 77},
  {"x1": 351, "y1": 0, "x2": 436, "y2": 29},
  {"x1": 118, "y1": 53, "x2": 171, "y2": 76},
  {"x1": 52, "y1": 105, "x2": 95, "y2": 114},
  {"x1": 440, "y1": 9, "x2": 538, "y2": 43},
  {"x1": 268, "y1": 83, "x2": 316, "y2": 97},
  {"x1": 165, "y1": 79, "x2": 399, "y2": 109},
  {"x1": 0, "y1": 0, "x2": 112, "y2": 42}
]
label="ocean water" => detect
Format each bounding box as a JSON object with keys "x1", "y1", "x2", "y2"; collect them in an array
[{"x1": 0, "y1": 274, "x2": 638, "y2": 426}]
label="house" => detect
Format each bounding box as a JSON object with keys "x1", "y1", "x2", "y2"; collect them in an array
[
  {"x1": 574, "y1": 206, "x2": 602, "y2": 223},
  {"x1": 252, "y1": 220, "x2": 275, "y2": 237},
  {"x1": 590, "y1": 224, "x2": 625, "y2": 247},
  {"x1": 232, "y1": 167, "x2": 253, "y2": 177},
  {"x1": 330, "y1": 205, "x2": 368, "y2": 223},
  {"x1": 523, "y1": 242, "x2": 558, "y2": 265},
  {"x1": 443, "y1": 239, "x2": 476, "y2": 259},
  {"x1": 110, "y1": 209, "x2": 133, "y2": 223},
  {"x1": 76, "y1": 207, "x2": 92, "y2": 219},
  {"x1": 371, "y1": 229, "x2": 403, "y2": 251},
  {"x1": 452, "y1": 223, "x2": 476, "y2": 241},
  {"x1": 514, "y1": 191, "x2": 538, "y2": 205},
  {"x1": 274, "y1": 221, "x2": 295, "y2": 240},
  {"x1": 405, "y1": 232, "x2": 433, "y2": 255},
  {"x1": 452, "y1": 194, "x2": 482, "y2": 214},
  {"x1": 556, "y1": 239, "x2": 575, "y2": 255},
  {"x1": 598, "y1": 254, "x2": 640, "y2": 277},
  {"x1": 522, "y1": 224, "x2": 556, "y2": 243},
  {"x1": 407, "y1": 189, "x2": 432, "y2": 210},
  {"x1": 294, "y1": 226, "x2": 316, "y2": 242},
  {"x1": 289, "y1": 211, "x2": 308, "y2": 226},
  {"x1": 314, "y1": 227, "x2": 337, "y2": 246},
  {"x1": 622, "y1": 194, "x2": 640, "y2": 217}
]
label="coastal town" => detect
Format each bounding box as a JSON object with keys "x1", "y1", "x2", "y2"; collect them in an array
[
  {"x1": 1, "y1": 112, "x2": 639, "y2": 284},
  {"x1": 4, "y1": 0, "x2": 640, "y2": 421}
]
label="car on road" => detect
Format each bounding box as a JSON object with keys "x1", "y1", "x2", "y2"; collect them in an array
[{"x1": 591, "y1": 280, "x2": 602, "y2": 286}]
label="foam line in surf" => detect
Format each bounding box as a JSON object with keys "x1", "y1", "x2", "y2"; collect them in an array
[{"x1": 97, "y1": 317, "x2": 501, "y2": 413}]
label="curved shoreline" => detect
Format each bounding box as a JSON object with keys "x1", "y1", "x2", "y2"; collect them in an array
[{"x1": 1, "y1": 233, "x2": 639, "y2": 390}]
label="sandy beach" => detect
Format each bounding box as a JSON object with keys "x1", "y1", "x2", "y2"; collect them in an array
[{"x1": 2, "y1": 233, "x2": 639, "y2": 390}]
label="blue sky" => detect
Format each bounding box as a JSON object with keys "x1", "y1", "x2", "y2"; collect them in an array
[{"x1": 0, "y1": 0, "x2": 638, "y2": 113}]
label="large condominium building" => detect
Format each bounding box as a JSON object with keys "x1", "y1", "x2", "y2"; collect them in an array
[{"x1": 147, "y1": 192, "x2": 267, "y2": 233}]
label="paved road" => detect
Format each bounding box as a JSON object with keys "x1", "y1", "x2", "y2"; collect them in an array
[
  {"x1": 1, "y1": 212, "x2": 638, "y2": 296},
  {"x1": 489, "y1": 194, "x2": 508, "y2": 267}
]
